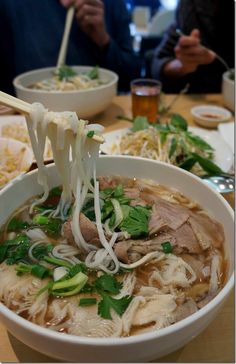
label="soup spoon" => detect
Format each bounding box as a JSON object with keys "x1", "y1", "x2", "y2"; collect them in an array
[{"x1": 202, "y1": 175, "x2": 235, "y2": 194}]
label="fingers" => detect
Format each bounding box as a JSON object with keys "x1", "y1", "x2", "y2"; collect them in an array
[
  {"x1": 190, "y1": 28, "x2": 200, "y2": 39},
  {"x1": 74, "y1": 0, "x2": 103, "y2": 10},
  {"x1": 60, "y1": 0, "x2": 74, "y2": 7}
]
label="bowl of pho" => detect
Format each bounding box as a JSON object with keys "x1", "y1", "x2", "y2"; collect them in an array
[
  {"x1": 13, "y1": 66, "x2": 118, "y2": 118},
  {"x1": 0, "y1": 103, "x2": 234, "y2": 362}
]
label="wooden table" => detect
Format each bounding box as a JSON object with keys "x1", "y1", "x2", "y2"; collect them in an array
[{"x1": 0, "y1": 94, "x2": 234, "y2": 363}]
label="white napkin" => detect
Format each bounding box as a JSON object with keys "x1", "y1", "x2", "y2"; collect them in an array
[{"x1": 218, "y1": 122, "x2": 234, "y2": 154}]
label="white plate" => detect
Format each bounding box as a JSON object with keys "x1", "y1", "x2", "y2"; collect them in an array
[
  {"x1": 0, "y1": 115, "x2": 53, "y2": 161},
  {"x1": 0, "y1": 137, "x2": 34, "y2": 188},
  {"x1": 101, "y1": 126, "x2": 233, "y2": 173}
]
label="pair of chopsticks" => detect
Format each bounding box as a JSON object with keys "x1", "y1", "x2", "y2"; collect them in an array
[
  {"x1": 0, "y1": 91, "x2": 104, "y2": 144},
  {"x1": 57, "y1": 6, "x2": 75, "y2": 69}
]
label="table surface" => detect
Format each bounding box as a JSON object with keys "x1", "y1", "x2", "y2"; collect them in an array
[{"x1": 0, "y1": 93, "x2": 234, "y2": 363}]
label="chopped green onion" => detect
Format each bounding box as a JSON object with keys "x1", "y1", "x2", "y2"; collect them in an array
[
  {"x1": 79, "y1": 298, "x2": 97, "y2": 306},
  {"x1": 87, "y1": 130, "x2": 95, "y2": 138},
  {"x1": 52, "y1": 271, "x2": 88, "y2": 297},
  {"x1": 161, "y1": 241, "x2": 172, "y2": 254},
  {"x1": 44, "y1": 256, "x2": 73, "y2": 269}
]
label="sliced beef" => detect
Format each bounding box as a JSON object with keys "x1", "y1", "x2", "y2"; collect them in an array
[
  {"x1": 63, "y1": 213, "x2": 100, "y2": 248},
  {"x1": 189, "y1": 212, "x2": 224, "y2": 250},
  {"x1": 173, "y1": 223, "x2": 202, "y2": 254},
  {"x1": 114, "y1": 234, "x2": 176, "y2": 263},
  {"x1": 148, "y1": 197, "x2": 190, "y2": 235},
  {"x1": 97, "y1": 176, "x2": 119, "y2": 190},
  {"x1": 180, "y1": 254, "x2": 205, "y2": 280},
  {"x1": 124, "y1": 187, "x2": 148, "y2": 207}
]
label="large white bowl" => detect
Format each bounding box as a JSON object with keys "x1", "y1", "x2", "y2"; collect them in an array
[
  {"x1": 0, "y1": 156, "x2": 234, "y2": 362},
  {"x1": 13, "y1": 66, "x2": 118, "y2": 118}
]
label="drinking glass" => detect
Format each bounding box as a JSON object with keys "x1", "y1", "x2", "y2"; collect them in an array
[{"x1": 131, "y1": 79, "x2": 162, "y2": 123}]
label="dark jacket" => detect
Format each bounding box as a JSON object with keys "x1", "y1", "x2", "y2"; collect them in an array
[
  {"x1": 151, "y1": 0, "x2": 234, "y2": 93},
  {"x1": 0, "y1": 0, "x2": 141, "y2": 93}
]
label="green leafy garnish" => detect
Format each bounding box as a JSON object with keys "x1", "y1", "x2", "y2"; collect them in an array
[
  {"x1": 16, "y1": 263, "x2": 51, "y2": 279},
  {"x1": 87, "y1": 130, "x2": 95, "y2": 139},
  {"x1": 79, "y1": 298, "x2": 97, "y2": 306},
  {"x1": 7, "y1": 218, "x2": 29, "y2": 232},
  {"x1": 52, "y1": 271, "x2": 88, "y2": 297},
  {"x1": 44, "y1": 256, "x2": 73, "y2": 269},
  {"x1": 185, "y1": 132, "x2": 214, "y2": 151},
  {"x1": 55, "y1": 65, "x2": 77, "y2": 81},
  {"x1": 95, "y1": 274, "x2": 122, "y2": 295},
  {"x1": 131, "y1": 116, "x2": 149, "y2": 132},
  {"x1": 32, "y1": 215, "x2": 62, "y2": 236},
  {"x1": 32, "y1": 244, "x2": 54, "y2": 261},
  {"x1": 86, "y1": 65, "x2": 99, "y2": 80},
  {"x1": 161, "y1": 241, "x2": 173, "y2": 254},
  {"x1": 169, "y1": 137, "x2": 177, "y2": 158},
  {"x1": 119, "y1": 205, "x2": 150, "y2": 238},
  {"x1": 170, "y1": 113, "x2": 188, "y2": 130},
  {"x1": 98, "y1": 293, "x2": 133, "y2": 320},
  {"x1": 191, "y1": 153, "x2": 224, "y2": 175}
]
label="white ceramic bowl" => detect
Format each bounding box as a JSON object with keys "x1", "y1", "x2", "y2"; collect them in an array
[
  {"x1": 191, "y1": 105, "x2": 232, "y2": 128},
  {"x1": 13, "y1": 66, "x2": 118, "y2": 118},
  {"x1": 0, "y1": 156, "x2": 234, "y2": 362},
  {"x1": 222, "y1": 70, "x2": 235, "y2": 112}
]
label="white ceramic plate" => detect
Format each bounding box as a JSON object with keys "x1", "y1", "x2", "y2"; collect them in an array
[
  {"x1": 101, "y1": 126, "x2": 233, "y2": 173},
  {"x1": 0, "y1": 137, "x2": 34, "y2": 188},
  {"x1": 0, "y1": 115, "x2": 53, "y2": 161}
]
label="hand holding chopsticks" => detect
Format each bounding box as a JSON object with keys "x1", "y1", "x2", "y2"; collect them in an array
[{"x1": 0, "y1": 91, "x2": 104, "y2": 144}]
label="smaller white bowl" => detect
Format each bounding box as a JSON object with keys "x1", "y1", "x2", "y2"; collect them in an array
[
  {"x1": 0, "y1": 137, "x2": 34, "y2": 188},
  {"x1": 191, "y1": 105, "x2": 232, "y2": 128},
  {"x1": 222, "y1": 70, "x2": 234, "y2": 112},
  {"x1": 13, "y1": 66, "x2": 118, "y2": 118}
]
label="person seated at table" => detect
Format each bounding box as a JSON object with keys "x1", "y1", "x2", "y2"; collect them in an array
[
  {"x1": 0, "y1": 0, "x2": 142, "y2": 94},
  {"x1": 151, "y1": 0, "x2": 234, "y2": 93}
]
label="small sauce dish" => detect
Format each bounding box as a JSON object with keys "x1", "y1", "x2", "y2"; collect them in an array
[{"x1": 191, "y1": 105, "x2": 232, "y2": 128}]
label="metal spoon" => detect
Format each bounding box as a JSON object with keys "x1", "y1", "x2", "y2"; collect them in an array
[{"x1": 202, "y1": 175, "x2": 235, "y2": 194}]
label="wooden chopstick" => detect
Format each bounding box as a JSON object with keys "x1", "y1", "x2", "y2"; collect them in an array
[
  {"x1": 56, "y1": 6, "x2": 75, "y2": 68},
  {"x1": 0, "y1": 91, "x2": 104, "y2": 144},
  {"x1": 0, "y1": 91, "x2": 31, "y2": 114}
]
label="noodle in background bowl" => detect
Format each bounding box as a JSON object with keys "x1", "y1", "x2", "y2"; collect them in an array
[
  {"x1": 13, "y1": 66, "x2": 118, "y2": 118},
  {"x1": 0, "y1": 156, "x2": 234, "y2": 362}
]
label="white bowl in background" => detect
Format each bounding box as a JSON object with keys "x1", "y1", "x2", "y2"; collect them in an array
[
  {"x1": 191, "y1": 104, "x2": 232, "y2": 128},
  {"x1": 13, "y1": 66, "x2": 118, "y2": 119},
  {"x1": 0, "y1": 156, "x2": 234, "y2": 362},
  {"x1": 222, "y1": 70, "x2": 234, "y2": 112}
]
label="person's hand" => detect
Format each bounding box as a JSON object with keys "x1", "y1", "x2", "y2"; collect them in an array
[
  {"x1": 174, "y1": 29, "x2": 215, "y2": 74},
  {"x1": 60, "y1": 0, "x2": 110, "y2": 48}
]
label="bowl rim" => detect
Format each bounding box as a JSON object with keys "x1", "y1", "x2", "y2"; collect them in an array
[
  {"x1": 13, "y1": 66, "x2": 119, "y2": 95},
  {"x1": 223, "y1": 69, "x2": 235, "y2": 84},
  {"x1": 191, "y1": 104, "x2": 232, "y2": 122},
  {"x1": 0, "y1": 156, "x2": 234, "y2": 346}
]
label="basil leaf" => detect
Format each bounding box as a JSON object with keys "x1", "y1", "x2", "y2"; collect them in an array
[
  {"x1": 186, "y1": 132, "x2": 214, "y2": 151},
  {"x1": 178, "y1": 156, "x2": 197, "y2": 171},
  {"x1": 131, "y1": 116, "x2": 149, "y2": 132},
  {"x1": 191, "y1": 153, "x2": 224, "y2": 175},
  {"x1": 169, "y1": 137, "x2": 177, "y2": 158},
  {"x1": 170, "y1": 114, "x2": 188, "y2": 130}
]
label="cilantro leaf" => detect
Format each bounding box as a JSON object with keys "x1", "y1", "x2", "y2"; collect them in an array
[
  {"x1": 86, "y1": 65, "x2": 99, "y2": 80},
  {"x1": 55, "y1": 65, "x2": 77, "y2": 81},
  {"x1": 95, "y1": 274, "x2": 122, "y2": 294},
  {"x1": 7, "y1": 217, "x2": 29, "y2": 232},
  {"x1": 98, "y1": 293, "x2": 133, "y2": 319},
  {"x1": 119, "y1": 205, "x2": 150, "y2": 238}
]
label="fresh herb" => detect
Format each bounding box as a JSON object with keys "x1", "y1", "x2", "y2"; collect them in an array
[
  {"x1": 16, "y1": 263, "x2": 51, "y2": 279},
  {"x1": 119, "y1": 205, "x2": 150, "y2": 238},
  {"x1": 55, "y1": 65, "x2": 77, "y2": 81},
  {"x1": 185, "y1": 132, "x2": 214, "y2": 151},
  {"x1": 48, "y1": 186, "x2": 62, "y2": 197},
  {"x1": 170, "y1": 113, "x2": 188, "y2": 131},
  {"x1": 32, "y1": 215, "x2": 62, "y2": 236},
  {"x1": 68, "y1": 263, "x2": 87, "y2": 277},
  {"x1": 161, "y1": 241, "x2": 173, "y2": 254},
  {"x1": 131, "y1": 116, "x2": 149, "y2": 132},
  {"x1": 178, "y1": 156, "x2": 197, "y2": 171},
  {"x1": 32, "y1": 243, "x2": 54, "y2": 261},
  {"x1": 7, "y1": 218, "x2": 29, "y2": 232},
  {"x1": 98, "y1": 293, "x2": 133, "y2": 320},
  {"x1": 169, "y1": 137, "x2": 177, "y2": 159},
  {"x1": 5, "y1": 235, "x2": 31, "y2": 265},
  {"x1": 52, "y1": 271, "x2": 88, "y2": 297},
  {"x1": 191, "y1": 153, "x2": 224, "y2": 175},
  {"x1": 87, "y1": 130, "x2": 95, "y2": 139},
  {"x1": 94, "y1": 274, "x2": 122, "y2": 295},
  {"x1": 86, "y1": 66, "x2": 99, "y2": 80},
  {"x1": 44, "y1": 256, "x2": 73, "y2": 269},
  {"x1": 79, "y1": 298, "x2": 97, "y2": 306}
]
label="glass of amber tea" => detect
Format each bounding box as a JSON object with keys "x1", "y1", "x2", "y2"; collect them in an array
[{"x1": 131, "y1": 79, "x2": 162, "y2": 123}]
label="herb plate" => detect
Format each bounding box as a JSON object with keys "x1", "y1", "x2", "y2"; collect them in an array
[{"x1": 101, "y1": 126, "x2": 233, "y2": 173}]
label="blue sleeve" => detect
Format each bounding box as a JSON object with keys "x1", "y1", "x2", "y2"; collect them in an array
[{"x1": 100, "y1": 0, "x2": 142, "y2": 91}]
